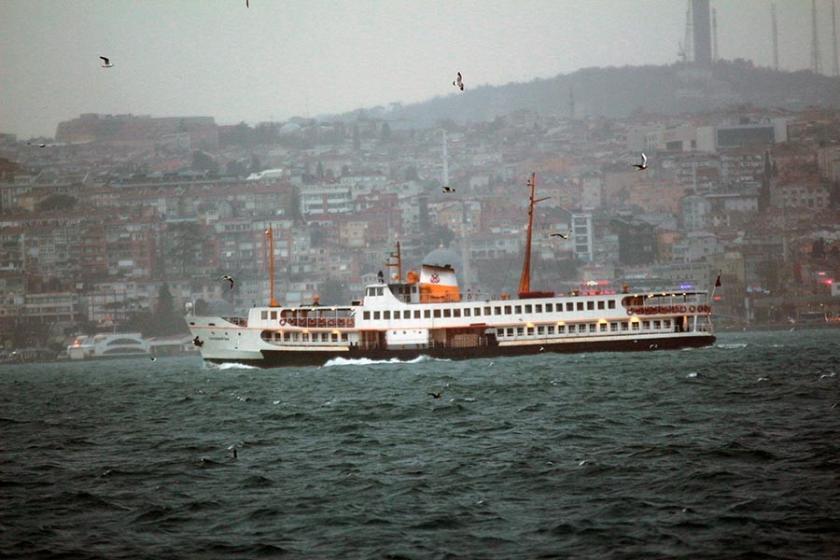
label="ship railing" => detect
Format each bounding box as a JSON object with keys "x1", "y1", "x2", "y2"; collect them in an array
[{"x1": 282, "y1": 317, "x2": 355, "y2": 328}]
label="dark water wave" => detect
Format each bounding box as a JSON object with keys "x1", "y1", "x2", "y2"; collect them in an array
[{"x1": 1, "y1": 329, "x2": 839, "y2": 559}]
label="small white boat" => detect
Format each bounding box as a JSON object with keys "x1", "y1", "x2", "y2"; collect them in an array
[{"x1": 67, "y1": 333, "x2": 150, "y2": 360}]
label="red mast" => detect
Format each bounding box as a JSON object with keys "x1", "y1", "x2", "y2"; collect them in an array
[{"x1": 518, "y1": 172, "x2": 551, "y2": 298}]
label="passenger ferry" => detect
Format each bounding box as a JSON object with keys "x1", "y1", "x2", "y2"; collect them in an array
[
  {"x1": 187, "y1": 174, "x2": 715, "y2": 367},
  {"x1": 67, "y1": 332, "x2": 150, "y2": 360}
]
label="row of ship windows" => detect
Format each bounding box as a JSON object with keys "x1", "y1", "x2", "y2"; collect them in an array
[
  {"x1": 265, "y1": 332, "x2": 350, "y2": 343},
  {"x1": 497, "y1": 319, "x2": 672, "y2": 337},
  {"x1": 362, "y1": 300, "x2": 617, "y2": 321}
]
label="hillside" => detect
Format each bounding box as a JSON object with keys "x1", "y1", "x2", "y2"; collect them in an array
[{"x1": 336, "y1": 60, "x2": 840, "y2": 126}]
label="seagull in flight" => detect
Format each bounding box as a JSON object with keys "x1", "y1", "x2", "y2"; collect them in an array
[
  {"x1": 99, "y1": 56, "x2": 114, "y2": 68},
  {"x1": 549, "y1": 232, "x2": 569, "y2": 239},
  {"x1": 428, "y1": 391, "x2": 443, "y2": 399},
  {"x1": 452, "y1": 72, "x2": 464, "y2": 91},
  {"x1": 633, "y1": 152, "x2": 648, "y2": 170},
  {"x1": 442, "y1": 186, "x2": 455, "y2": 193},
  {"x1": 222, "y1": 275, "x2": 235, "y2": 290}
]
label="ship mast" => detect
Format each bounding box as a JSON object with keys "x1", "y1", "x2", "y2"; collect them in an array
[
  {"x1": 385, "y1": 241, "x2": 402, "y2": 282},
  {"x1": 265, "y1": 226, "x2": 278, "y2": 306},
  {"x1": 518, "y1": 172, "x2": 550, "y2": 297}
]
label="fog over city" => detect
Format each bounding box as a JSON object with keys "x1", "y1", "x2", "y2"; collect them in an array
[
  {"x1": 0, "y1": 1, "x2": 823, "y2": 137},
  {"x1": 1, "y1": 0, "x2": 839, "y2": 359}
]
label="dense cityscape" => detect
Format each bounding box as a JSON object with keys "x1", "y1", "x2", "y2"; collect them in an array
[{"x1": 2, "y1": 80, "x2": 839, "y2": 357}]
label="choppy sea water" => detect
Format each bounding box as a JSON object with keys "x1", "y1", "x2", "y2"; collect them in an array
[{"x1": 1, "y1": 329, "x2": 839, "y2": 559}]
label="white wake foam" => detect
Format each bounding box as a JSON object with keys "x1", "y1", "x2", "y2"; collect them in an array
[
  {"x1": 206, "y1": 362, "x2": 258, "y2": 370},
  {"x1": 323, "y1": 355, "x2": 445, "y2": 368},
  {"x1": 715, "y1": 343, "x2": 748, "y2": 349}
]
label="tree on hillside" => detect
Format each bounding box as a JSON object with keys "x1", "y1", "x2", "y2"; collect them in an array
[
  {"x1": 37, "y1": 194, "x2": 78, "y2": 212},
  {"x1": 191, "y1": 150, "x2": 219, "y2": 174}
]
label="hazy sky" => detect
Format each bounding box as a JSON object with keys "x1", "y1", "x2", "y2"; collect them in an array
[{"x1": 0, "y1": 0, "x2": 825, "y2": 138}]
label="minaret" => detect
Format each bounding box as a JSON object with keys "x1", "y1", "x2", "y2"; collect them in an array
[
  {"x1": 441, "y1": 130, "x2": 449, "y2": 187},
  {"x1": 812, "y1": 0, "x2": 823, "y2": 74},
  {"x1": 771, "y1": 3, "x2": 779, "y2": 71}
]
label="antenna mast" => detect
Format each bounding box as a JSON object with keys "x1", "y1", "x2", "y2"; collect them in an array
[
  {"x1": 812, "y1": 0, "x2": 823, "y2": 74},
  {"x1": 771, "y1": 3, "x2": 779, "y2": 71},
  {"x1": 712, "y1": 8, "x2": 718, "y2": 61},
  {"x1": 833, "y1": 0, "x2": 839, "y2": 76},
  {"x1": 265, "y1": 226, "x2": 278, "y2": 307},
  {"x1": 518, "y1": 173, "x2": 550, "y2": 297}
]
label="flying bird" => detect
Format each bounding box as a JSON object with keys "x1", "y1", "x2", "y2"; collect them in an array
[
  {"x1": 222, "y1": 275, "x2": 235, "y2": 290},
  {"x1": 193, "y1": 336, "x2": 204, "y2": 348},
  {"x1": 99, "y1": 56, "x2": 114, "y2": 68},
  {"x1": 452, "y1": 72, "x2": 464, "y2": 91},
  {"x1": 633, "y1": 152, "x2": 648, "y2": 170},
  {"x1": 442, "y1": 186, "x2": 455, "y2": 193},
  {"x1": 428, "y1": 391, "x2": 443, "y2": 399},
  {"x1": 549, "y1": 232, "x2": 569, "y2": 239}
]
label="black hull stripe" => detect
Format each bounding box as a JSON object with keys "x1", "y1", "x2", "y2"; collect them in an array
[{"x1": 207, "y1": 335, "x2": 716, "y2": 368}]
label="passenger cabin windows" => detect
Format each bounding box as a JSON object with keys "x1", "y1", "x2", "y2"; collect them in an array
[
  {"x1": 546, "y1": 303, "x2": 553, "y2": 312},
  {"x1": 608, "y1": 300, "x2": 616, "y2": 309},
  {"x1": 414, "y1": 310, "x2": 421, "y2": 319},
  {"x1": 434, "y1": 310, "x2": 441, "y2": 318},
  {"x1": 463, "y1": 309, "x2": 470, "y2": 317},
  {"x1": 474, "y1": 307, "x2": 482, "y2": 316},
  {"x1": 373, "y1": 311, "x2": 381, "y2": 320},
  {"x1": 261, "y1": 311, "x2": 268, "y2": 320},
  {"x1": 424, "y1": 310, "x2": 431, "y2": 318},
  {"x1": 454, "y1": 309, "x2": 461, "y2": 318},
  {"x1": 383, "y1": 311, "x2": 390, "y2": 320},
  {"x1": 443, "y1": 309, "x2": 451, "y2": 318},
  {"x1": 515, "y1": 305, "x2": 522, "y2": 314},
  {"x1": 566, "y1": 303, "x2": 573, "y2": 312},
  {"x1": 597, "y1": 301, "x2": 605, "y2": 310},
  {"x1": 363, "y1": 311, "x2": 370, "y2": 320},
  {"x1": 577, "y1": 302, "x2": 584, "y2": 311},
  {"x1": 504, "y1": 305, "x2": 512, "y2": 315},
  {"x1": 534, "y1": 304, "x2": 541, "y2": 313},
  {"x1": 587, "y1": 301, "x2": 594, "y2": 311},
  {"x1": 525, "y1": 305, "x2": 532, "y2": 313}
]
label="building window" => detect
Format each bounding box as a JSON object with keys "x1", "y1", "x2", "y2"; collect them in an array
[
  {"x1": 383, "y1": 311, "x2": 390, "y2": 320},
  {"x1": 587, "y1": 301, "x2": 594, "y2": 311},
  {"x1": 608, "y1": 300, "x2": 616, "y2": 309},
  {"x1": 443, "y1": 309, "x2": 451, "y2": 318},
  {"x1": 363, "y1": 311, "x2": 370, "y2": 320},
  {"x1": 434, "y1": 309, "x2": 441, "y2": 318},
  {"x1": 597, "y1": 301, "x2": 605, "y2": 310},
  {"x1": 261, "y1": 311, "x2": 268, "y2": 320},
  {"x1": 374, "y1": 311, "x2": 380, "y2": 320}
]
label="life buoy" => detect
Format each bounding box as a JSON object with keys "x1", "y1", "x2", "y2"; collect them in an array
[
  {"x1": 688, "y1": 305, "x2": 696, "y2": 313},
  {"x1": 279, "y1": 318, "x2": 287, "y2": 326},
  {"x1": 626, "y1": 309, "x2": 634, "y2": 316}
]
